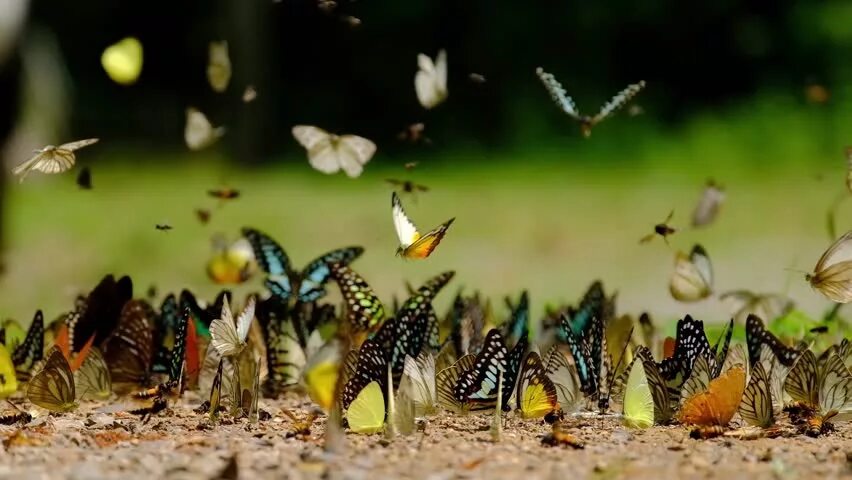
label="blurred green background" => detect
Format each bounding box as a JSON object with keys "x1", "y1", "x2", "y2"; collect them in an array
[{"x1": 0, "y1": 0, "x2": 851, "y2": 330}]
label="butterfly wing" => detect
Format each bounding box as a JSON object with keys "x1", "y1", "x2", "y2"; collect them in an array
[
  {"x1": 678, "y1": 366, "x2": 745, "y2": 426},
  {"x1": 292, "y1": 125, "x2": 339, "y2": 174},
  {"x1": 27, "y1": 347, "x2": 77, "y2": 412},
  {"x1": 185, "y1": 108, "x2": 224, "y2": 150},
  {"x1": 59, "y1": 138, "x2": 99, "y2": 152},
  {"x1": 818, "y1": 352, "x2": 852, "y2": 416},
  {"x1": 591, "y1": 81, "x2": 646, "y2": 124},
  {"x1": 784, "y1": 349, "x2": 819, "y2": 408},
  {"x1": 403, "y1": 218, "x2": 455, "y2": 259},
  {"x1": 12, "y1": 310, "x2": 44, "y2": 381},
  {"x1": 622, "y1": 357, "x2": 654, "y2": 429},
  {"x1": 745, "y1": 314, "x2": 800, "y2": 367},
  {"x1": 298, "y1": 246, "x2": 364, "y2": 303},
  {"x1": 74, "y1": 347, "x2": 112, "y2": 401},
  {"x1": 102, "y1": 302, "x2": 153, "y2": 387},
  {"x1": 0, "y1": 344, "x2": 18, "y2": 399},
  {"x1": 692, "y1": 182, "x2": 725, "y2": 227},
  {"x1": 337, "y1": 135, "x2": 377, "y2": 178},
  {"x1": 436, "y1": 354, "x2": 476, "y2": 414},
  {"x1": 535, "y1": 68, "x2": 580, "y2": 119},
  {"x1": 206, "y1": 41, "x2": 231, "y2": 93},
  {"x1": 670, "y1": 245, "x2": 712, "y2": 302},
  {"x1": 739, "y1": 361, "x2": 774, "y2": 428},
  {"x1": 400, "y1": 352, "x2": 437, "y2": 416},
  {"x1": 235, "y1": 297, "x2": 255, "y2": 346},
  {"x1": 680, "y1": 355, "x2": 711, "y2": 404},
  {"x1": 392, "y1": 192, "x2": 420, "y2": 248},
  {"x1": 415, "y1": 51, "x2": 448, "y2": 109},
  {"x1": 241, "y1": 228, "x2": 293, "y2": 300},
  {"x1": 516, "y1": 351, "x2": 558, "y2": 419},
  {"x1": 346, "y1": 381, "x2": 385, "y2": 434}
]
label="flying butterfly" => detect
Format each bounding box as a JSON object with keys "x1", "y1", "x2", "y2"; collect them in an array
[
  {"x1": 206, "y1": 235, "x2": 255, "y2": 285},
  {"x1": 677, "y1": 366, "x2": 746, "y2": 426},
  {"x1": 535, "y1": 67, "x2": 645, "y2": 138},
  {"x1": 692, "y1": 180, "x2": 725, "y2": 228},
  {"x1": 392, "y1": 192, "x2": 455, "y2": 259},
  {"x1": 738, "y1": 361, "x2": 774, "y2": 428},
  {"x1": 210, "y1": 295, "x2": 255, "y2": 358},
  {"x1": 639, "y1": 210, "x2": 676, "y2": 245},
  {"x1": 292, "y1": 126, "x2": 376, "y2": 178},
  {"x1": 206, "y1": 40, "x2": 231, "y2": 93},
  {"x1": 720, "y1": 291, "x2": 794, "y2": 325},
  {"x1": 669, "y1": 244, "x2": 713, "y2": 302},
  {"x1": 386, "y1": 179, "x2": 430, "y2": 197},
  {"x1": 242, "y1": 85, "x2": 257, "y2": 103},
  {"x1": 76, "y1": 167, "x2": 92, "y2": 190},
  {"x1": 155, "y1": 223, "x2": 173, "y2": 231},
  {"x1": 515, "y1": 351, "x2": 559, "y2": 419},
  {"x1": 415, "y1": 50, "x2": 448, "y2": 109},
  {"x1": 12, "y1": 138, "x2": 99, "y2": 182},
  {"x1": 208, "y1": 188, "x2": 240, "y2": 200},
  {"x1": 806, "y1": 230, "x2": 852, "y2": 303},
  {"x1": 185, "y1": 107, "x2": 225, "y2": 151},
  {"x1": 101, "y1": 37, "x2": 143, "y2": 85},
  {"x1": 27, "y1": 347, "x2": 78, "y2": 412},
  {"x1": 397, "y1": 123, "x2": 431, "y2": 145},
  {"x1": 241, "y1": 227, "x2": 364, "y2": 303},
  {"x1": 74, "y1": 347, "x2": 112, "y2": 401}
]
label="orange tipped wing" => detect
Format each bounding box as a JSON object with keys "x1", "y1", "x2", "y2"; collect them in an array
[
  {"x1": 71, "y1": 335, "x2": 96, "y2": 372},
  {"x1": 402, "y1": 218, "x2": 455, "y2": 259},
  {"x1": 677, "y1": 366, "x2": 746, "y2": 426}
]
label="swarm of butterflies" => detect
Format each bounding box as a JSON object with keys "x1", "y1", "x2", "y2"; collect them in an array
[{"x1": 0, "y1": 225, "x2": 848, "y2": 443}]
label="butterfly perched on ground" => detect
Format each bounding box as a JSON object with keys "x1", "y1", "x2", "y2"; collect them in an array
[
  {"x1": 101, "y1": 300, "x2": 154, "y2": 389},
  {"x1": 74, "y1": 347, "x2": 112, "y2": 401},
  {"x1": 0, "y1": 344, "x2": 17, "y2": 399},
  {"x1": 720, "y1": 291, "x2": 794, "y2": 325},
  {"x1": 241, "y1": 227, "x2": 363, "y2": 303},
  {"x1": 399, "y1": 352, "x2": 437, "y2": 417},
  {"x1": 745, "y1": 314, "x2": 801, "y2": 368},
  {"x1": 501, "y1": 291, "x2": 530, "y2": 348},
  {"x1": 27, "y1": 347, "x2": 78, "y2": 412},
  {"x1": 784, "y1": 349, "x2": 852, "y2": 434},
  {"x1": 535, "y1": 68, "x2": 645, "y2": 138},
  {"x1": 301, "y1": 339, "x2": 341, "y2": 412},
  {"x1": 342, "y1": 339, "x2": 387, "y2": 413},
  {"x1": 394, "y1": 270, "x2": 455, "y2": 352},
  {"x1": 738, "y1": 361, "x2": 774, "y2": 428},
  {"x1": 11, "y1": 310, "x2": 44, "y2": 381},
  {"x1": 415, "y1": 50, "x2": 448, "y2": 109},
  {"x1": 210, "y1": 295, "x2": 255, "y2": 358},
  {"x1": 692, "y1": 180, "x2": 725, "y2": 228},
  {"x1": 291, "y1": 126, "x2": 376, "y2": 178},
  {"x1": 515, "y1": 351, "x2": 559, "y2": 419},
  {"x1": 328, "y1": 263, "x2": 385, "y2": 340},
  {"x1": 806, "y1": 230, "x2": 852, "y2": 303},
  {"x1": 12, "y1": 138, "x2": 99, "y2": 182},
  {"x1": 621, "y1": 346, "x2": 673, "y2": 428},
  {"x1": 76, "y1": 167, "x2": 92, "y2": 189},
  {"x1": 639, "y1": 210, "x2": 676, "y2": 244},
  {"x1": 397, "y1": 123, "x2": 432, "y2": 145},
  {"x1": 207, "y1": 41, "x2": 231, "y2": 93},
  {"x1": 347, "y1": 380, "x2": 385, "y2": 434},
  {"x1": 543, "y1": 346, "x2": 582, "y2": 414},
  {"x1": 391, "y1": 192, "x2": 455, "y2": 259},
  {"x1": 677, "y1": 364, "x2": 746, "y2": 427},
  {"x1": 185, "y1": 108, "x2": 225, "y2": 151},
  {"x1": 669, "y1": 244, "x2": 713, "y2": 302}
]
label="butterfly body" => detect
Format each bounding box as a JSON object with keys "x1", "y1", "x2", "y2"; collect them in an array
[{"x1": 392, "y1": 192, "x2": 454, "y2": 259}]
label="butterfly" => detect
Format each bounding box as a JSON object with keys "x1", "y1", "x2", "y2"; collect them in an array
[
  {"x1": 185, "y1": 107, "x2": 225, "y2": 151},
  {"x1": 414, "y1": 50, "x2": 448, "y2": 109},
  {"x1": 0, "y1": 344, "x2": 17, "y2": 399},
  {"x1": 678, "y1": 365, "x2": 746, "y2": 426},
  {"x1": 669, "y1": 244, "x2": 713, "y2": 302},
  {"x1": 447, "y1": 329, "x2": 525, "y2": 413},
  {"x1": 561, "y1": 280, "x2": 615, "y2": 340},
  {"x1": 100, "y1": 37, "x2": 143, "y2": 85},
  {"x1": 206, "y1": 235, "x2": 255, "y2": 285},
  {"x1": 399, "y1": 352, "x2": 437, "y2": 417},
  {"x1": 206, "y1": 358, "x2": 225, "y2": 422},
  {"x1": 210, "y1": 295, "x2": 255, "y2": 358},
  {"x1": 738, "y1": 361, "x2": 774, "y2": 428},
  {"x1": 207, "y1": 41, "x2": 231, "y2": 93},
  {"x1": 301, "y1": 339, "x2": 342, "y2": 412},
  {"x1": 445, "y1": 292, "x2": 489, "y2": 360},
  {"x1": 720, "y1": 291, "x2": 794, "y2": 325},
  {"x1": 12, "y1": 310, "x2": 44, "y2": 381},
  {"x1": 469, "y1": 73, "x2": 486, "y2": 84},
  {"x1": 639, "y1": 210, "x2": 676, "y2": 244},
  {"x1": 53, "y1": 323, "x2": 95, "y2": 372},
  {"x1": 784, "y1": 349, "x2": 852, "y2": 425},
  {"x1": 207, "y1": 188, "x2": 240, "y2": 200},
  {"x1": 543, "y1": 346, "x2": 582, "y2": 414},
  {"x1": 535, "y1": 68, "x2": 645, "y2": 138},
  {"x1": 806, "y1": 230, "x2": 852, "y2": 303},
  {"x1": 328, "y1": 263, "x2": 385, "y2": 338},
  {"x1": 76, "y1": 167, "x2": 92, "y2": 189},
  {"x1": 241, "y1": 227, "x2": 364, "y2": 303},
  {"x1": 155, "y1": 223, "x2": 173, "y2": 231},
  {"x1": 392, "y1": 192, "x2": 455, "y2": 259},
  {"x1": 396, "y1": 124, "x2": 431, "y2": 145},
  {"x1": 386, "y1": 179, "x2": 430, "y2": 197},
  {"x1": 501, "y1": 291, "x2": 530, "y2": 348},
  {"x1": 656, "y1": 316, "x2": 718, "y2": 403},
  {"x1": 692, "y1": 180, "x2": 725, "y2": 228},
  {"x1": 436, "y1": 353, "x2": 476, "y2": 414},
  {"x1": 745, "y1": 314, "x2": 801, "y2": 368},
  {"x1": 621, "y1": 346, "x2": 673, "y2": 428},
  {"x1": 291, "y1": 126, "x2": 376, "y2": 178},
  {"x1": 347, "y1": 380, "x2": 385, "y2": 434},
  {"x1": 74, "y1": 347, "x2": 112, "y2": 401},
  {"x1": 392, "y1": 364, "x2": 417, "y2": 436},
  {"x1": 341, "y1": 339, "x2": 388, "y2": 412},
  {"x1": 515, "y1": 351, "x2": 559, "y2": 419},
  {"x1": 12, "y1": 138, "x2": 99, "y2": 182},
  {"x1": 242, "y1": 85, "x2": 257, "y2": 103},
  {"x1": 195, "y1": 208, "x2": 211, "y2": 224},
  {"x1": 101, "y1": 300, "x2": 154, "y2": 389},
  {"x1": 394, "y1": 270, "x2": 456, "y2": 352},
  {"x1": 373, "y1": 310, "x2": 430, "y2": 389},
  {"x1": 27, "y1": 346, "x2": 78, "y2": 412}
]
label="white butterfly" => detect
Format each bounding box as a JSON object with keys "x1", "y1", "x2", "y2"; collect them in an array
[
  {"x1": 669, "y1": 244, "x2": 713, "y2": 302},
  {"x1": 720, "y1": 290, "x2": 793, "y2": 324},
  {"x1": 391, "y1": 192, "x2": 454, "y2": 259},
  {"x1": 292, "y1": 126, "x2": 376, "y2": 178},
  {"x1": 207, "y1": 41, "x2": 232, "y2": 93},
  {"x1": 535, "y1": 67, "x2": 645, "y2": 137},
  {"x1": 692, "y1": 180, "x2": 725, "y2": 228},
  {"x1": 12, "y1": 138, "x2": 99, "y2": 182},
  {"x1": 185, "y1": 108, "x2": 225, "y2": 151},
  {"x1": 807, "y1": 230, "x2": 852, "y2": 303},
  {"x1": 399, "y1": 352, "x2": 437, "y2": 417},
  {"x1": 210, "y1": 295, "x2": 256, "y2": 358},
  {"x1": 415, "y1": 50, "x2": 448, "y2": 109}
]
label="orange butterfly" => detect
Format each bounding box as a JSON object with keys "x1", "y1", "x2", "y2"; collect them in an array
[
  {"x1": 391, "y1": 192, "x2": 454, "y2": 259},
  {"x1": 54, "y1": 324, "x2": 95, "y2": 372},
  {"x1": 677, "y1": 366, "x2": 746, "y2": 426}
]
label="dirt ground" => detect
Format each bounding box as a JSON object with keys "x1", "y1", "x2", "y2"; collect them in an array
[{"x1": 0, "y1": 394, "x2": 849, "y2": 480}]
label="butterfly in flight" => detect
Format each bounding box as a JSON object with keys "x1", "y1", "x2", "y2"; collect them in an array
[
  {"x1": 76, "y1": 167, "x2": 92, "y2": 190},
  {"x1": 415, "y1": 50, "x2": 448, "y2": 109},
  {"x1": 692, "y1": 180, "x2": 725, "y2": 228},
  {"x1": 155, "y1": 224, "x2": 173, "y2": 231},
  {"x1": 195, "y1": 208, "x2": 211, "y2": 224},
  {"x1": 386, "y1": 179, "x2": 429, "y2": 198},
  {"x1": 207, "y1": 41, "x2": 231, "y2": 93},
  {"x1": 185, "y1": 108, "x2": 224, "y2": 151},
  {"x1": 639, "y1": 210, "x2": 676, "y2": 244},
  {"x1": 536, "y1": 67, "x2": 645, "y2": 138},
  {"x1": 397, "y1": 123, "x2": 431, "y2": 145},
  {"x1": 208, "y1": 188, "x2": 240, "y2": 200},
  {"x1": 806, "y1": 230, "x2": 852, "y2": 303},
  {"x1": 292, "y1": 126, "x2": 376, "y2": 178},
  {"x1": 391, "y1": 192, "x2": 454, "y2": 259},
  {"x1": 12, "y1": 138, "x2": 99, "y2": 182},
  {"x1": 669, "y1": 244, "x2": 713, "y2": 302}
]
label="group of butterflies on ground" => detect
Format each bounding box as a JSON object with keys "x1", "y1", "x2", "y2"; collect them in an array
[{"x1": 0, "y1": 227, "x2": 849, "y2": 444}]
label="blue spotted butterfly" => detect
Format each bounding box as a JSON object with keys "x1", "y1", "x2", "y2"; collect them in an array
[
  {"x1": 395, "y1": 271, "x2": 455, "y2": 351},
  {"x1": 241, "y1": 227, "x2": 363, "y2": 303},
  {"x1": 450, "y1": 328, "x2": 527, "y2": 412},
  {"x1": 501, "y1": 291, "x2": 529, "y2": 347}
]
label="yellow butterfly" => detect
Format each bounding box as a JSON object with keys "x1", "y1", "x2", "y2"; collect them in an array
[
  {"x1": 302, "y1": 341, "x2": 341, "y2": 413},
  {"x1": 101, "y1": 37, "x2": 143, "y2": 85},
  {"x1": 622, "y1": 354, "x2": 654, "y2": 429},
  {"x1": 12, "y1": 139, "x2": 99, "y2": 182},
  {"x1": 27, "y1": 346, "x2": 78, "y2": 412},
  {"x1": 669, "y1": 244, "x2": 713, "y2": 302},
  {"x1": 346, "y1": 380, "x2": 385, "y2": 434},
  {"x1": 0, "y1": 344, "x2": 18, "y2": 399},
  {"x1": 392, "y1": 192, "x2": 454, "y2": 259},
  {"x1": 806, "y1": 230, "x2": 852, "y2": 303},
  {"x1": 515, "y1": 351, "x2": 559, "y2": 419},
  {"x1": 206, "y1": 235, "x2": 256, "y2": 285},
  {"x1": 207, "y1": 41, "x2": 231, "y2": 93}
]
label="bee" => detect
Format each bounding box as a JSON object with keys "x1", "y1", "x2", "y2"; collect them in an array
[
  {"x1": 386, "y1": 179, "x2": 429, "y2": 195},
  {"x1": 541, "y1": 421, "x2": 585, "y2": 449},
  {"x1": 689, "y1": 425, "x2": 726, "y2": 440}
]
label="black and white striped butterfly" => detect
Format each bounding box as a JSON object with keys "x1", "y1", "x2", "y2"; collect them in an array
[
  {"x1": 536, "y1": 68, "x2": 646, "y2": 138},
  {"x1": 745, "y1": 314, "x2": 801, "y2": 368}
]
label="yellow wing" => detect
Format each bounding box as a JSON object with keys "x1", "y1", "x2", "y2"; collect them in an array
[
  {"x1": 401, "y1": 218, "x2": 455, "y2": 259},
  {"x1": 304, "y1": 360, "x2": 338, "y2": 412},
  {"x1": 622, "y1": 358, "x2": 654, "y2": 429},
  {"x1": 346, "y1": 381, "x2": 385, "y2": 434},
  {"x1": 0, "y1": 344, "x2": 18, "y2": 399},
  {"x1": 517, "y1": 352, "x2": 558, "y2": 419}
]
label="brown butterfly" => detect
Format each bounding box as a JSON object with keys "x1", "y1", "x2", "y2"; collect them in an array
[
  {"x1": 208, "y1": 188, "x2": 240, "y2": 200},
  {"x1": 397, "y1": 123, "x2": 431, "y2": 145},
  {"x1": 386, "y1": 179, "x2": 429, "y2": 195}
]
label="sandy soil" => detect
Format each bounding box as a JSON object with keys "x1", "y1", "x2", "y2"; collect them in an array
[{"x1": 0, "y1": 395, "x2": 849, "y2": 480}]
